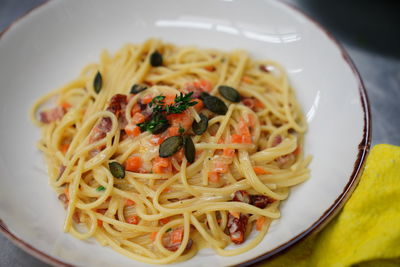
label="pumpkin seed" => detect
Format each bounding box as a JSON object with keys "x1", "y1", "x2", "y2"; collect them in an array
[
  {"x1": 192, "y1": 113, "x2": 208, "y2": 135},
  {"x1": 93, "y1": 71, "x2": 102, "y2": 94},
  {"x1": 218, "y1": 85, "x2": 240, "y2": 102},
  {"x1": 109, "y1": 162, "x2": 125, "y2": 179},
  {"x1": 183, "y1": 136, "x2": 195, "y2": 163},
  {"x1": 202, "y1": 95, "x2": 228, "y2": 115},
  {"x1": 130, "y1": 84, "x2": 148, "y2": 94},
  {"x1": 150, "y1": 51, "x2": 163, "y2": 67},
  {"x1": 159, "y1": 136, "x2": 183, "y2": 158}
]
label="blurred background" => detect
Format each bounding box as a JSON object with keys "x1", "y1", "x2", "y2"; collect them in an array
[{"x1": 0, "y1": 0, "x2": 399, "y2": 266}]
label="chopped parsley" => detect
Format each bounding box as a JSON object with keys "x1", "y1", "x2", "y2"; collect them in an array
[{"x1": 166, "y1": 228, "x2": 172, "y2": 232}]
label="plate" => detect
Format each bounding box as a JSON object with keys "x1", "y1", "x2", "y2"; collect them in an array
[{"x1": 0, "y1": 0, "x2": 370, "y2": 266}]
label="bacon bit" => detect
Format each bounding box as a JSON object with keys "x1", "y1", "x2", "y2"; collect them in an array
[
  {"x1": 208, "y1": 171, "x2": 220, "y2": 183},
  {"x1": 193, "y1": 98, "x2": 204, "y2": 112},
  {"x1": 131, "y1": 112, "x2": 146, "y2": 124},
  {"x1": 96, "y1": 209, "x2": 107, "y2": 215},
  {"x1": 272, "y1": 135, "x2": 282, "y2": 147},
  {"x1": 276, "y1": 154, "x2": 295, "y2": 168},
  {"x1": 227, "y1": 213, "x2": 248, "y2": 244},
  {"x1": 60, "y1": 144, "x2": 69, "y2": 154},
  {"x1": 259, "y1": 65, "x2": 270, "y2": 73},
  {"x1": 232, "y1": 190, "x2": 250, "y2": 204},
  {"x1": 106, "y1": 94, "x2": 127, "y2": 118},
  {"x1": 171, "y1": 227, "x2": 184, "y2": 245},
  {"x1": 159, "y1": 217, "x2": 170, "y2": 225},
  {"x1": 125, "y1": 199, "x2": 135, "y2": 206},
  {"x1": 59, "y1": 101, "x2": 71, "y2": 109},
  {"x1": 242, "y1": 76, "x2": 252, "y2": 83},
  {"x1": 254, "y1": 98, "x2": 264, "y2": 108},
  {"x1": 125, "y1": 156, "x2": 142, "y2": 172},
  {"x1": 58, "y1": 193, "x2": 68, "y2": 209},
  {"x1": 250, "y1": 195, "x2": 275, "y2": 209},
  {"x1": 293, "y1": 146, "x2": 301, "y2": 156},
  {"x1": 223, "y1": 148, "x2": 235, "y2": 157},
  {"x1": 141, "y1": 94, "x2": 153, "y2": 104},
  {"x1": 150, "y1": 231, "x2": 158, "y2": 241},
  {"x1": 242, "y1": 98, "x2": 255, "y2": 109},
  {"x1": 126, "y1": 215, "x2": 139, "y2": 225},
  {"x1": 72, "y1": 212, "x2": 80, "y2": 224},
  {"x1": 97, "y1": 220, "x2": 103, "y2": 227},
  {"x1": 204, "y1": 65, "x2": 216, "y2": 72},
  {"x1": 39, "y1": 106, "x2": 66, "y2": 123},
  {"x1": 89, "y1": 117, "x2": 113, "y2": 143},
  {"x1": 58, "y1": 165, "x2": 66, "y2": 180},
  {"x1": 253, "y1": 166, "x2": 268, "y2": 175},
  {"x1": 124, "y1": 124, "x2": 141, "y2": 137},
  {"x1": 153, "y1": 157, "x2": 172, "y2": 174},
  {"x1": 256, "y1": 216, "x2": 266, "y2": 231}
]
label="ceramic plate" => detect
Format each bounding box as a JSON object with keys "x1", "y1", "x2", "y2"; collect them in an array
[{"x1": 0, "y1": 0, "x2": 370, "y2": 266}]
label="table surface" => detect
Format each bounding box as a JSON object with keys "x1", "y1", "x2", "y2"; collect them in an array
[{"x1": 1, "y1": 0, "x2": 399, "y2": 266}]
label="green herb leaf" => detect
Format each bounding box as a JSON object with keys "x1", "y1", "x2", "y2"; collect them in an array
[
  {"x1": 109, "y1": 162, "x2": 125, "y2": 179},
  {"x1": 137, "y1": 112, "x2": 169, "y2": 134},
  {"x1": 93, "y1": 71, "x2": 102, "y2": 94},
  {"x1": 164, "y1": 92, "x2": 197, "y2": 114},
  {"x1": 96, "y1": 186, "x2": 106, "y2": 191},
  {"x1": 179, "y1": 126, "x2": 185, "y2": 134},
  {"x1": 166, "y1": 228, "x2": 172, "y2": 232}
]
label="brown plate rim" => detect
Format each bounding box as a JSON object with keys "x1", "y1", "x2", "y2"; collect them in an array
[{"x1": 0, "y1": 1, "x2": 371, "y2": 266}]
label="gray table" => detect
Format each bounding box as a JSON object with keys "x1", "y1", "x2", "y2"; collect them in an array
[{"x1": 1, "y1": 0, "x2": 399, "y2": 266}]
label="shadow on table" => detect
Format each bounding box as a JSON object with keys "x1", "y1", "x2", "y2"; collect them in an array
[{"x1": 301, "y1": 0, "x2": 400, "y2": 58}]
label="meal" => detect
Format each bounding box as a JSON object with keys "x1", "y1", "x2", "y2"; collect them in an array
[{"x1": 31, "y1": 39, "x2": 310, "y2": 264}]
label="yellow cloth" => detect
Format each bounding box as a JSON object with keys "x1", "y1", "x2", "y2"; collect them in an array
[{"x1": 260, "y1": 144, "x2": 400, "y2": 267}]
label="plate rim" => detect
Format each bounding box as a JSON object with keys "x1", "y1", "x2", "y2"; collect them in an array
[{"x1": 0, "y1": 1, "x2": 372, "y2": 266}]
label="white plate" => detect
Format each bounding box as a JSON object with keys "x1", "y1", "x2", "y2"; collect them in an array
[{"x1": 0, "y1": 0, "x2": 370, "y2": 266}]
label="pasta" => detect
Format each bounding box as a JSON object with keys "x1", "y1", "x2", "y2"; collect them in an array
[{"x1": 31, "y1": 39, "x2": 311, "y2": 264}]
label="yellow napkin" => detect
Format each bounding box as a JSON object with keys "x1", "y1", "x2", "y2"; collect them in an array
[{"x1": 260, "y1": 144, "x2": 400, "y2": 267}]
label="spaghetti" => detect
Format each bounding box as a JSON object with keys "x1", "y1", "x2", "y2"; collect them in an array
[{"x1": 31, "y1": 39, "x2": 311, "y2": 264}]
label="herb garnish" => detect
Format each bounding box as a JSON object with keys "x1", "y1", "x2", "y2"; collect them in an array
[
  {"x1": 164, "y1": 92, "x2": 198, "y2": 114},
  {"x1": 137, "y1": 92, "x2": 197, "y2": 134},
  {"x1": 166, "y1": 228, "x2": 172, "y2": 232},
  {"x1": 137, "y1": 112, "x2": 169, "y2": 134},
  {"x1": 96, "y1": 186, "x2": 106, "y2": 192}
]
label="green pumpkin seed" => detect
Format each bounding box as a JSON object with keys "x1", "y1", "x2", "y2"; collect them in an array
[
  {"x1": 202, "y1": 95, "x2": 228, "y2": 115},
  {"x1": 183, "y1": 136, "x2": 195, "y2": 164},
  {"x1": 109, "y1": 162, "x2": 125, "y2": 179},
  {"x1": 93, "y1": 71, "x2": 102, "y2": 94},
  {"x1": 130, "y1": 84, "x2": 148, "y2": 94},
  {"x1": 218, "y1": 85, "x2": 241, "y2": 102},
  {"x1": 159, "y1": 136, "x2": 183, "y2": 158},
  {"x1": 150, "y1": 51, "x2": 163, "y2": 67},
  {"x1": 192, "y1": 114, "x2": 208, "y2": 135}
]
